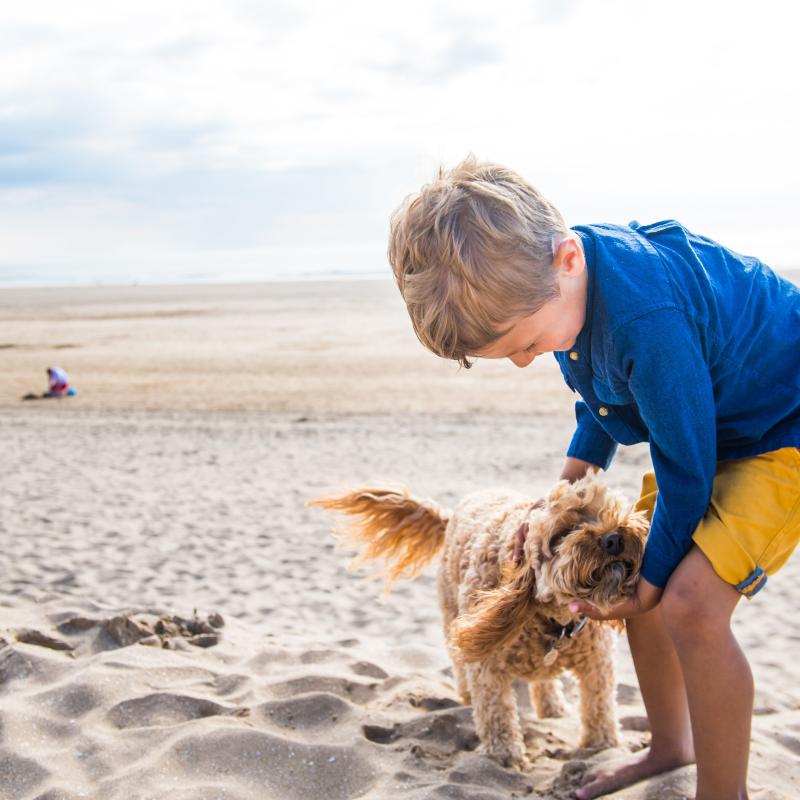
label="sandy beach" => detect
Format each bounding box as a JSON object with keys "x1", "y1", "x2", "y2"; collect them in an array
[{"x1": 1, "y1": 279, "x2": 798, "y2": 800}]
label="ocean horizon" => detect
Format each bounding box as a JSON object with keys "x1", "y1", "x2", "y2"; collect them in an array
[
  {"x1": 0, "y1": 265, "x2": 394, "y2": 290},
  {"x1": 3, "y1": 262, "x2": 799, "y2": 291}
]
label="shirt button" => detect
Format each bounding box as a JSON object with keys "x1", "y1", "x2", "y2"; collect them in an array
[
  {"x1": 598, "y1": 406, "x2": 609, "y2": 416},
  {"x1": 569, "y1": 351, "x2": 579, "y2": 361}
]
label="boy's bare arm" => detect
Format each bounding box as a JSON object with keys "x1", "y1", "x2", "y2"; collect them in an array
[{"x1": 559, "y1": 456, "x2": 601, "y2": 483}]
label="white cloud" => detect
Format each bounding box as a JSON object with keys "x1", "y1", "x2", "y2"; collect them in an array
[{"x1": 0, "y1": 0, "x2": 799, "y2": 283}]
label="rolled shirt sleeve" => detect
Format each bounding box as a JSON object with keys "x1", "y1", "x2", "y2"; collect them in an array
[
  {"x1": 612, "y1": 307, "x2": 717, "y2": 587},
  {"x1": 567, "y1": 400, "x2": 619, "y2": 471}
]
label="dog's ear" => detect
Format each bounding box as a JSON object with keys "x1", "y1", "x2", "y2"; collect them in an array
[
  {"x1": 621, "y1": 509, "x2": 650, "y2": 542},
  {"x1": 449, "y1": 559, "x2": 537, "y2": 663},
  {"x1": 548, "y1": 472, "x2": 610, "y2": 518}
]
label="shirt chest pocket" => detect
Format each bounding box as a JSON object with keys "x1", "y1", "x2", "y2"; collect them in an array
[
  {"x1": 590, "y1": 376, "x2": 645, "y2": 445},
  {"x1": 591, "y1": 375, "x2": 633, "y2": 405}
]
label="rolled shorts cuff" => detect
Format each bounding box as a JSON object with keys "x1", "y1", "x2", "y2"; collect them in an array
[{"x1": 733, "y1": 566, "x2": 768, "y2": 598}]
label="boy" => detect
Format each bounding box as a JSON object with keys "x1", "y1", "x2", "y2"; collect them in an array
[{"x1": 387, "y1": 155, "x2": 800, "y2": 800}]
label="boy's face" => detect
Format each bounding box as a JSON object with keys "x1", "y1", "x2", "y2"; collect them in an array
[{"x1": 474, "y1": 237, "x2": 588, "y2": 368}]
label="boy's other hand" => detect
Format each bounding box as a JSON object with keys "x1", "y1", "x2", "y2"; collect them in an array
[
  {"x1": 568, "y1": 577, "x2": 662, "y2": 620},
  {"x1": 559, "y1": 456, "x2": 601, "y2": 483}
]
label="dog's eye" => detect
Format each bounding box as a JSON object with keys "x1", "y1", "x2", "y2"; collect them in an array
[{"x1": 549, "y1": 530, "x2": 571, "y2": 551}]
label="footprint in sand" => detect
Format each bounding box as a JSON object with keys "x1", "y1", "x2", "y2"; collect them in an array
[
  {"x1": 258, "y1": 692, "x2": 353, "y2": 729},
  {"x1": 0, "y1": 751, "x2": 50, "y2": 799},
  {"x1": 32, "y1": 682, "x2": 103, "y2": 719},
  {"x1": 619, "y1": 714, "x2": 650, "y2": 732},
  {"x1": 267, "y1": 674, "x2": 379, "y2": 705},
  {"x1": 349, "y1": 660, "x2": 389, "y2": 679},
  {"x1": 0, "y1": 639, "x2": 72, "y2": 688},
  {"x1": 107, "y1": 692, "x2": 241, "y2": 729},
  {"x1": 772, "y1": 731, "x2": 800, "y2": 756},
  {"x1": 446, "y1": 751, "x2": 535, "y2": 793},
  {"x1": 168, "y1": 728, "x2": 376, "y2": 800},
  {"x1": 363, "y1": 706, "x2": 479, "y2": 756}
]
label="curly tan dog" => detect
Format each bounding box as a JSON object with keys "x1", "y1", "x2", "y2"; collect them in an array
[{"x1": 311, "y1": 471, "x2": 648, "y2": 770}]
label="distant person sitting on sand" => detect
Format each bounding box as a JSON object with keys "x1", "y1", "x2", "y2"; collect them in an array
[
  {"x1": 21, "y1": 366, "x2": 77, "y2": 401},
  {"x1": 45, "y1": 366, "x2": 77, "y2": 397}
]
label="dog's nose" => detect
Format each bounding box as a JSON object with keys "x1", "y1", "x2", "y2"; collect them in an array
[{"x1": 599, "y1": 533, "x2": 624, "y2": 556}]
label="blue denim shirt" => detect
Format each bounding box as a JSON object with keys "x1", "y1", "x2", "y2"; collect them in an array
[{"x1": 554, "y1": 220, "x2": 800, "y2": 587}]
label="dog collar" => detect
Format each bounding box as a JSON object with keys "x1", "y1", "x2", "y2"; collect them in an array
[
  {"x1": 543, "y1": 615, "x2": 589, "y2": 666},
  {"x1": 550, "y1": 615, "x2": 589, "y2": 642}
]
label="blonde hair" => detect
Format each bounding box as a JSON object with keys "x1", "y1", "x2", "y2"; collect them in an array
[{"x1": 387, "y1": 154, "x2": 570, "y2": 367}]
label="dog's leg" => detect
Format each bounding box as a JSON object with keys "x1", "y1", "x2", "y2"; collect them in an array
[
  {"x1": 451, "y1": 652, "x2": 472, "y2": 705},
  {"x1": 530, "y1": 679, "x2": 567, "y2": 718},
  {"x1": 467, "y1": 662, "x2": 530, "y2": 770},
  {"x1": 572, "y1": 629, "x2": 619, "y2": 749},
  {"x1": 443, "y1": 612, "x2": 471, "y2": 704},
  {"x1": 439, "y1": 567, "x2": 472, "y2": 704}
]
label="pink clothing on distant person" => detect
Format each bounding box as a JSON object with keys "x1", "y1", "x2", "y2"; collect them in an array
[{"x1": 48, "y1": 367, "x2": 70, "y2": 397}]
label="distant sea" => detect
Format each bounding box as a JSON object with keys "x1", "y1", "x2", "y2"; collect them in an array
[
  {"x1": 1, "y1": 262, "x2": 798, "y2": 289},
  {"x1": 0, "y1": 264, "x2": 392, "y2": 289}
]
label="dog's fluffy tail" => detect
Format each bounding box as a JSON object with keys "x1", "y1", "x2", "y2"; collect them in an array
[{"x1": 309, "y1": 485, "x2": 450, "y2": 590}]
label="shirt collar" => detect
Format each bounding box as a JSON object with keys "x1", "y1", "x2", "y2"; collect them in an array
[{"x1": 570, "y1": 227, "x2": 595, "y2": 360}]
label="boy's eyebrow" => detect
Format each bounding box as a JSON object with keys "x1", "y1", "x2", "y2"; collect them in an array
[
  {"x1": 473, "y1": 330, "x2": 537, "y2": 359},
  {"x1": 495, "y1": 337, "x2": 537, "y2": 359}
]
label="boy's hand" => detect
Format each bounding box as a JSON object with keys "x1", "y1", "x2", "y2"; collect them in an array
[{"x1": 568, "y1": 577, "x2": 662, "y2": 620}]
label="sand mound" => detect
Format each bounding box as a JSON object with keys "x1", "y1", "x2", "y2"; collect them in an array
[
  {"x1": 0, "y1": 408, "x2": 797, "y2": 799},
  {"x1": 8, "y1": 595, "x2": 793, "y2": 800},
  {"x1": 0, "y1": 595, "x2": 671, "y2": 800}
]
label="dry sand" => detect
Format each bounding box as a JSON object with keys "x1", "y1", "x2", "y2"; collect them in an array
[{"x1": 0, "y1": 280, "x2": 798, "y2": 799}]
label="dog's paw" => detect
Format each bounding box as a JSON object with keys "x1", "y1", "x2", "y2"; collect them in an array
[
  {"x1": 531, "y1": 679, "x2": 568, "y2": 719},
  {"x1": 505, "y1": 752, "x2": 533, "y2": 772},
  {"x1": 579, "y1": 730, "x2": 620, "y2": 750},
  {"x1": 535, "y1": 695, "x2": 567, "y2": 719},
  {"x1": 477, "y1": 743, "x2": 531, "y2": 771}
]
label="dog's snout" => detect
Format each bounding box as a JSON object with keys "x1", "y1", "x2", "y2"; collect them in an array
[{"x1": 599, "y1": 533, "x2": 624, "y2": 556}]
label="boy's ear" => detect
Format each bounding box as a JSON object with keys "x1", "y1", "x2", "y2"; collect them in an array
[{"x1": 554, "y1": 236, "x2": 585, "y2": 277}]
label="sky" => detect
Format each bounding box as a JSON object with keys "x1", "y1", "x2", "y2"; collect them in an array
[{"x1": 1, "y1": 0, "x2": 799, "y2": 285}]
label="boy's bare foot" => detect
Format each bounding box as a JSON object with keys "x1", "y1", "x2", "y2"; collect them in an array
[{"x1": 575, "y1": 746, "x2": 695, "y2": 800}]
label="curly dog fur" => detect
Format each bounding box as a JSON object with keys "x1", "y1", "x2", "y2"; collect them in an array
[{"x1": 311, "y1": 471, "x2": 649, "y2": 770}]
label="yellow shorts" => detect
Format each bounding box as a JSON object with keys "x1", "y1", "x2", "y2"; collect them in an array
[{"x1": 634, "y1": 446, "x2": 800, "y2": 599}]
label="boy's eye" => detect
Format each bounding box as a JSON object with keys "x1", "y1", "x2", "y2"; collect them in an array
[{"x1": 525, "y1": 343, "x2": 537, "y2": 353}]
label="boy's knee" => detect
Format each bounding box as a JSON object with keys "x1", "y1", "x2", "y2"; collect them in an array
[
  {"x1": 660, "y1": 546, "x2": 741, "y2": 645},
  {"x1": 661, "y1": 578, "x2": 726, "y2": 644},
  {"x1": 660, "y1": 586, "x2": 696, "y2": 641}
]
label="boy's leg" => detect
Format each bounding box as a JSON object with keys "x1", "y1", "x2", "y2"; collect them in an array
[
  {"x1": 578, "y1": 546, "x2": 748, "y2": 800},
  {"x1": 578, "y1": 468, "x2": 694, "y2": 800},
  {"x1": 661, "y1": 545, "x2": 750, "y2": 800},
  {"x1": 579, "y1": 450, "x2": 795, "y2": 799},
  {"x1": 576, "y1": 605, "x2": 694, "y2": 800}
]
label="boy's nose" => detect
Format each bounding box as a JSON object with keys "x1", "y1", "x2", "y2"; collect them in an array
[{"x1": 508, "y1": 352, "x2": 535, "y2": 368}]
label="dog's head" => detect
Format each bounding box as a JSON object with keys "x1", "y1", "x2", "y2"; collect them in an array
[
  {"x1": 533, "y1": 473, "x2": 648, "y2": 611},
  {"x1": 451, "y1": 472, "x2": 648, "y2": 662}
]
